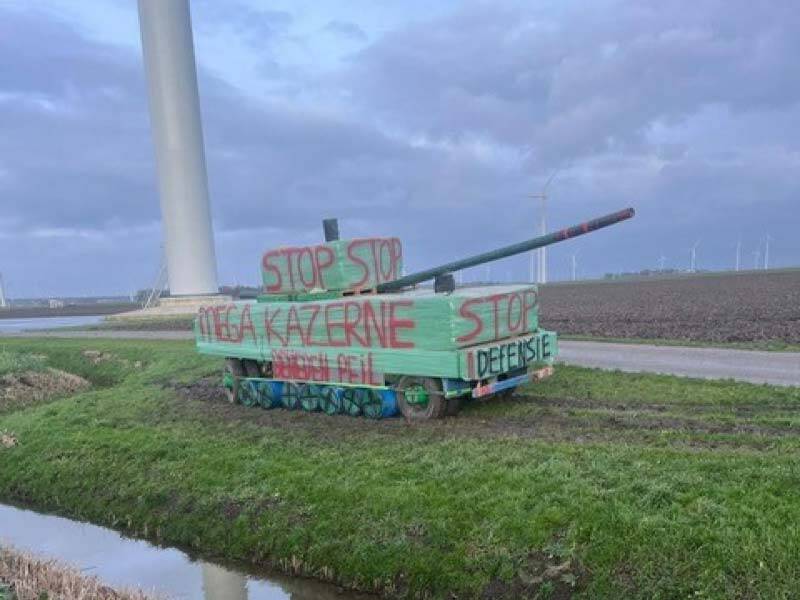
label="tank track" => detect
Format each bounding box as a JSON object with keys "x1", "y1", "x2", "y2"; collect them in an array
[{"x1": 233, "y1": 377, "x2": 399, "y2": 419}]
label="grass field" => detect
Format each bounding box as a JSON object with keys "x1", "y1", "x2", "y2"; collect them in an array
[
  {"x1": 1, "y1": 338, "x2": 799, "y2": 598},
  {"x1": 0, "y1": 351, "x2": 46, "y2": 377}
]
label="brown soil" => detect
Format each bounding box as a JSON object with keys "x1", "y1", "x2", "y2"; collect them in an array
[
  {"x1": 167, "y1": 378, "x2": 787, "y2": 451},
  {"x1": 539, "y1": 270, "x2": 800, "y2": 344},
  {"x1": 0, "y1": 369, "x2": 90, "y2": 413},
  {"x1": 482, "y1": 552, "x2": 587, "y2": 600}
]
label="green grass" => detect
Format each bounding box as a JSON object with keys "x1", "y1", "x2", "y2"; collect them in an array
[
  {"x1": 0, "y1": 350, "x2": 47, "y2": 377},
  {"x1": 98, "y1": 316, "x2": 195, "y2": 331},
  {"x1": 1, "y1": 338, "x2": 800, "y2": 598},
  {"x1": 47, "y1": 316, "x2": 195, "y2": 333}
]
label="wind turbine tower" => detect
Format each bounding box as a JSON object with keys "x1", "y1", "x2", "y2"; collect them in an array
[
  {"x1": 658, "y1": 254, "x2": 667, "y2": 271},
  {"x1": 528, "y1": 170, "x2": 560, "y2": 285},
  {"x1": 137, "y1": 0, "x2": 220, "y2": 299}
]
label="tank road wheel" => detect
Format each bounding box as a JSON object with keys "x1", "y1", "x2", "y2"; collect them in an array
[
  {"x1": 223, "y1": 358, "x2": 245, "y2": 404},
  {"x1": 302, "y1": 385, "x2": 322, "y2": 412},
  {"x1": 361, "y1": 389, "x2": 385, "y2": 419},
  {"x1": 238, "y1": 380, "x2": 260, "y2": 407},
  {"x1": 320, "y1": 387, "x2": 344, "y2": 415},
  {"x1": 397, "y1": 376, "x2": 446, "y2": 420},
  {"x1": 258, "y1": 382, "x2": 282, "y2": 409},
  {"x1": 341, "y1": 388, "x2": 363, "y2": 417},
  {"x1": 282, "y1": 382, "x2": 303, "y2": 410}
]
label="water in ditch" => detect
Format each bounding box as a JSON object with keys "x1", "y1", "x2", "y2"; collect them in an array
[
  {"x1": 0, "y1": 315, "x2": 103, "y2": 333},
  {"x1": 0, "y1": 502, "x2": 370, "y2": 599}
]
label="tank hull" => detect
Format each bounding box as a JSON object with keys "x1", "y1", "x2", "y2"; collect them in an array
[
  {"x1": 195, "y1": 284, "x2": 555, "y2": 383},
  {"x1": 195, "y1": 284, "x2": 557, "y2": 418}
]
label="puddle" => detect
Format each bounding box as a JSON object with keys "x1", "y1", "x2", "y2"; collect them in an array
[{"x1": 0, "y1": 503, "x2": 370, "y2": 599}]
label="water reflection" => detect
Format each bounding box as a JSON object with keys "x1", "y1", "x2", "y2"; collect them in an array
[
  {"x1": 0, "y1": 315, "x2": 103, "y2": 333},
  {"x1": 0, "y1": 503, "x2": 368, "y2": 599},
  {"x1": 201, "y1": 563, "x2": 247, "y2": 600}
]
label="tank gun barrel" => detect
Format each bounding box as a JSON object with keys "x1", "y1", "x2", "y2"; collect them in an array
[{"x1": 377, "y1": 207, "x2": 635, "y2": 292}]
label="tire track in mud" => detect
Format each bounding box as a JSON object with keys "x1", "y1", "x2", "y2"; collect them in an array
[{"x1": 166, "y1": 378, "x2": 798, "y2": 451}]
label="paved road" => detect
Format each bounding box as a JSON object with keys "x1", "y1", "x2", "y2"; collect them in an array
[
  {"x1": 3, "y1": 330, "x2": 799, "y2": 387},
  {"x1": 0, "y1": 329, "x2": 194, "y2": 340},
  {"x1": 558, "y1": 340, "x2": 800, "y2": 387}
]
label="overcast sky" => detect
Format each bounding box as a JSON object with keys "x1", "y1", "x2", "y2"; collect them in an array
[{"x1": 1, "y1": 0, "x2": 798, "y2": 298}]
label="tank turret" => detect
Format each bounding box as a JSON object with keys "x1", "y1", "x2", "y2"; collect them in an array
[{"x1": 257, "y1": 207, "x2": 634, "y2": 299}]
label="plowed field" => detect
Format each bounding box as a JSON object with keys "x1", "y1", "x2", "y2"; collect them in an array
[{"x1": 539, "y1": 269, "x2": 800, "y2": 345}]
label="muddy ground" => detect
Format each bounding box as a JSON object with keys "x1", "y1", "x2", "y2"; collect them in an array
[{"x1": 169, "y1": 377, "x2": 794, "y2": 451}]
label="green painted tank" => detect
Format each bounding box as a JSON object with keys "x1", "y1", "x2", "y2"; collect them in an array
[{"x1": 194, "y1": 208, "x2": 634, "y2": 419}]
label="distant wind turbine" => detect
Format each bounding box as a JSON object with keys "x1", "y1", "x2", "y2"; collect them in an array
[
  {"x1": 735, "y1": 238, "x2": 741, "y2": 272},
  {"x1": 570, "y1": 250, "x2": 580, "y2": 281},
  {"x1": 764, "y1": 234, "x2": 772, "y2": 270},
  {"x1": 529, "y1": 169, "x2": 560, "y2": 284},
  {"x1": 689, "y1": 240, "x2": 701, "y2": 273},
  {"x1": 658, "y1": 254, "x2": 667, "y2": 271},
  {"x1": 753, "y1": 245, "x2": 761, "y2": 269}
]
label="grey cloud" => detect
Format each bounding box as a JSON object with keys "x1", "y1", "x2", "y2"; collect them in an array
[
  {"x1": 344, "y1": 0, "x2": 800, "y2": 163},
  {"x1": 322, "y1": 20, "x2": 367, "y2": 42},
  {"x1": 192, "y1": 1, "x2": 292, "y2": 43},
  {"x1": 0, "y1": 7, "x2": 430, "y2": 235},
  {"x1": 0, "y1": 4, "x2": 520, "y2": 294},
  {"x1": 0, "y1": 1, "x2": 798, "y2": 297}
]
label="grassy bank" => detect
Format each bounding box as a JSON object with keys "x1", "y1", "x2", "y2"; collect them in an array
[
  {"x1": 0, "y1": 351, "x2": 46, "y2": 377},
  {"x1": 0, "y1": 545, "x2": 155, "y2": 600},
  {"x1": 98, "y1": 316, "x2": 194, "y2": 331},
  {"x1": 1, "y1": 339, "x2": 799, "y2": 598}
]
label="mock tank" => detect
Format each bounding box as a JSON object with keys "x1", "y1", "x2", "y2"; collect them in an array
[{"x1": 195, "y1": 207, "x2": 634, "y2": 420}]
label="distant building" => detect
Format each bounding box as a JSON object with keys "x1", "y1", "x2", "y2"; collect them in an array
[{"x1": 48, "y1": 299, "x2": 65, "y2": 309}]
